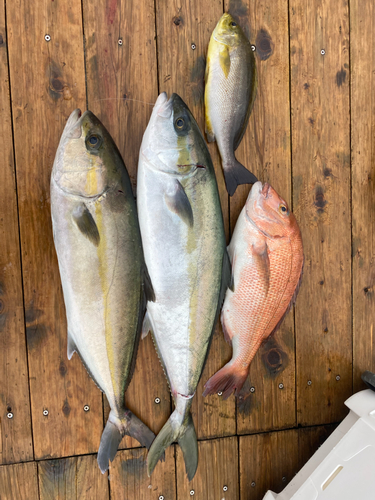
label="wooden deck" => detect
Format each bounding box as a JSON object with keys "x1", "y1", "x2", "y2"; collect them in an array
[{"x1": 0, "y1": 0, "x2": 374, "y2": 498}]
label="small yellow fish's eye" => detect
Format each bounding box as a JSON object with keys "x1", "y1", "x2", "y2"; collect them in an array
[
  {"x1": 231, "y1": 21, "x2": 237, "y2": 27},
  {"x1": 279, "y1": 204, "x2": 289, "y2": 215},
  {"x1": 176, "y1": 118, "x2": 185, "y2": 129}
]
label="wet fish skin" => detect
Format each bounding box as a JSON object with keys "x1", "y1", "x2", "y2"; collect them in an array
[
  {"x1": 137, "y1": 93, "x2": 230, "y2": 480},
  {"x1": 205, "y1": 12, "x2": 258, "y2": 196},
  {"x1": 203, "y1": 182, "x2": 304, "y2": 399},
  {"x1": 51, "y1": 109, "x2": 155, "y2": 473}
]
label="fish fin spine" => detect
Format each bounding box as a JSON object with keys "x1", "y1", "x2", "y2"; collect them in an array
[
  {"x1": 223, "y1": 158, "x2": 258, "y2": 196},
  {"x1": 203, "y1": 361, "x2": 248, "y2": 400},
  {"x1": 220, "y1": 311, "x2": 232, "y2": 345}
]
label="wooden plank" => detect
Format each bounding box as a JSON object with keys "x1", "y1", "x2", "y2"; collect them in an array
[
  {"x1": 176, "y1": 437, "x2": 239, "y2": 499},
  {"x1": 82, "y1": 0, "x2": 170, "y2": 449},
  {"x1": 240, "y1": 430, "x2": 299, "y2": 500},
  {"x1": 6, "y1": 0, "x2": 103, "y2": 458},
  {"x1": 38, "y1": 455, "x2": 109, "y2": 500},
  {"x1": 155, "y1": 0, "x2": 236, "y2": 441},
  {"x1": 109, "y1": 447, "x2": 176, "y2": 500},
  {"x1": 0, "y1": 1, "x2": 33, "y2": 464},
  {"x1": 290, "y1": 0, "x2": 352, "y2": 424},
  {"x1": 225, "y1": 0, "x2": 296, "y2": 435},
  {"x1": 351, "y1": 0, "x2": 375, "y2": 392},
  {"x1": 0, "y1": 462, "x2": 39, "y2": 500},
  {"x1": 298, "y1": 424, "x2": 337, "y2": 470}
]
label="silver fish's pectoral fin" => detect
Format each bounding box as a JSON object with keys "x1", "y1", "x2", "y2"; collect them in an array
[
  {"x1": 72, "y1": 203, "x2": 100, "y2": 247},
  {"x1": 143, "y1": 264, "x2": 155, "y2": 302},
  {"x1": 141, "y1": 311, "x2": 152, "y2": 339},
  {"x1": 164, "y1": 180, "x2": 193, "y2": 227}
]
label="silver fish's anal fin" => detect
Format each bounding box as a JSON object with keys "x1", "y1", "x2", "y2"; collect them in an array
[
  {"x1": 269, "y1": 257, "x2": 305, "y2": 338},
  {"x1": 141, "y1": 311, "x2": 152, "y2": 339},
  {"x1": 164, "y1": 180, "x2": 193, "y2": 227},
  {"x1": 143, "y1": 264, "x2": 155, "y2": 302},
  {"x1": 223, "y1": 159, "x2": 258, "y2": 196},
  {"x1": 67, "y1": 331, "x2": 77, "y2": 360},
  {"x1": 98, "y1": 410, "x2": 156, "y2": 474},
  {"x1": 72, "y1": 203, "x2": 100, "y2": 247},
  {"x1": 147, "y1": 409, "x2": 197, "y2": 480},
  {"x1": 69, "y1": 336, "x2": 104, "y2": 392}
]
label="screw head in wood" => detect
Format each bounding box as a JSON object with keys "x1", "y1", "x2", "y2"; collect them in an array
[
  {"x1": 251, "y1": 44, "x2": 256, "y2": 51},
  {"x1": 321, "y1": 49, "x2": 325, "y2": 55},
  {"x1": 336, "y1": 375, "x2": 341, "y2": 381},
  {"x1": 7, "y1": 412, "x2": 13, "y2": 419},
  {"x1": 282, "y1": 476, "x2": 287, "y2": 482},
  {"x1": 278, "y1": 383, "x2": 284, "y2": 389},
  {"x1": 190, "y1": 490, "x2": 195, "y2": 496},
  {"x1": 223, "y1": 485, "x2": 228, "y2": 491},
  {"x1": 191, "y1": 43, "x2": 196, "y2": 50},
  {"x1": 154, "y1": 397, "x2": 161, "y2": 404},
  {"x1": 45, "y1": 34, "x2": 51, "y2": 42},
  {"x1": 118, "y1": 38, "x2": 123, "y2": 46},
  {"x1": 43, "y1": 409, "x2": 49, "y2": 416},
  {"x1": 217, "y1": 391, "x2": 223, "y2": 396},
  {"x1": 159, "y1": 496, "x2": 164, "y2": 500},
  {"x1": 250, "y1": 386, "x2": 255, "y2": 393},
  {"x1": 84, "y1": 405, "x2": 90, "y2": 412},
  {"x1": 251, "y1": 481, "x2": 256, "y2": 487},
  {"x1": 307, "y1": 380, "x2": 312, "y2": 386}
]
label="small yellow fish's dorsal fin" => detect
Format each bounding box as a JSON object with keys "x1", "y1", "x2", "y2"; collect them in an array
[{"x1": 219, "y1": 44, "x2": 231, "y2": 78}]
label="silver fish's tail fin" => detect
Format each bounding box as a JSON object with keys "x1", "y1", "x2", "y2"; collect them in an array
[
  {"x1": 223, "y1": 158, "x2": 258, "y2": 196},
  {"x1": 147, "y1": 409, "x2": 198, "y2": 481},
  {"x1": 97, "y1": 409, "x2": 155, "y2": 473},
  {"x1": 203, "y1": 361, "x2": 248, "y2": 400}
]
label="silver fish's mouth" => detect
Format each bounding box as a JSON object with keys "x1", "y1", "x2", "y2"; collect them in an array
[{"x1": 155, "y1": 92, "x2": 173, "y2": 118}]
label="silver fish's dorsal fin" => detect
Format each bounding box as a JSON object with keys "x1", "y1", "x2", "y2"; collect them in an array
[
  {"x1": 72, "y1": 203, "x2": 100, "y2": 247},
  {"x1": 141, "y1": 311, "x2": 152, "y2": 339},
  {"x1": 164, "y1": 180, "x2": 193, "y2": 227}
]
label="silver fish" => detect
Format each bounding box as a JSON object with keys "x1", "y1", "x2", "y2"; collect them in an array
[
  {"x1": 51, "y1": 109, "x2": 155, "y2": 473},
  {"x1": 137, "y1": 93, "x2": 231, "y2": 480},
  {"x1": 205, "y1": 13, "x2": 258, "y2": 196}
]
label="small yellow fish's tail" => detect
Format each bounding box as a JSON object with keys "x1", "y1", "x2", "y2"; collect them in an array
[
  {"x1": 97, "y1": 409, "x2": 155, "y2": 473},
  {"x1": 223, "y1": 158, "x2": 258, "y2": 197}
]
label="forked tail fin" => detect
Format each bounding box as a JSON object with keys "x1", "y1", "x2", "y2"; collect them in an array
[
  {"x1": 223, "y1": 158, "x2": 258, "y2": 197},
  {"x1": 97, "y1": 410, "x2": 155, "y2": 473},
  {"x1": 147, "y1": 410, "x2": 198, "y2": 481},
  {"x1": 203, "y1": 361, "x2": 248, "y2": 400}
]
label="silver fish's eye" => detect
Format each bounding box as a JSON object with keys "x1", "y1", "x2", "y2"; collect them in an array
[
  {"x1": 231, "y1": 21, "x2": 237, "y2": 27},
  {"x1": 175, "y1": 118, "x2": 185, "y2": 129},
  {"x1": 88, "y1": 135, "x2": 99, "y2": 146}
]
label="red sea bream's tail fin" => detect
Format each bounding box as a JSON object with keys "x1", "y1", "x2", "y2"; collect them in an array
[{"x1": 203, "y1": 361, "x2": 248, "y2": 400}]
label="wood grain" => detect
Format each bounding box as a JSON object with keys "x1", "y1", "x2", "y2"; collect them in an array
[
  {"x1": 289, "y1": 0, "x2": 352, "y2": 425},
  {"x1": 225, "y1": 0, "x2": 296, "y2": 435},
  {"x1": 109, "y1": 447, "x2": 176, "y2": 500},
  {"x1": 0, "y1": 0, "x2": 33, "y2": 464},
  {"x1": 6, "y1": 0, "x2": 103, "y2": 458},
  {"x1": 38, "y1": 455, "x2": 109, "y2": 500},
  {"x1": 0, "y1": 462, "x2": 39, "y2": 500},
  {"x1": 82, "y1": 0, "x2": 170, "y2": 449},
  {"x1": 351, "y1": 0, "x2": 375, "y2": 392},
  {"x1": 155, "y1": 0, "x2": 236, "y2": 441},
  {"x1": 176, "y1": 437, "x2": 239, "y2": 499},
  {"x1": 297, "y1": 423, "x2": 337, "y2": 470},
  {"x1": 240, "y1": 430, "x2": 299, "y2": 500}
]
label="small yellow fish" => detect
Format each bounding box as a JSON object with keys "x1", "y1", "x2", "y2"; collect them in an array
[{"x1": 205, "y1": 13, "x2": 258, "y2": 196}]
